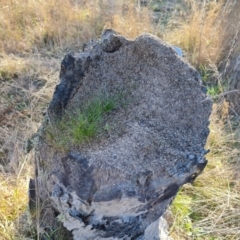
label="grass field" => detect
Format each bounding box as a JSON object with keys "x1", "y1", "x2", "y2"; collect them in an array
[{"x1": 0, "y1": 0, "x2": 240, "y2": 239}]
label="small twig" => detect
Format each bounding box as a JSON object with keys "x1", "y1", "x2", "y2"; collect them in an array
[
  {"x1": 211, "y1": 89, "x2": 239, "y2": 99},
  {"x1": 201, "y1": 90, "x2": 240, "y2": 102},
  {"x1": 229, "y1": 104, "x2": 240, "y2": 120},
  {"x1": 17, "y1": 155, "x2": 28, "y2": 180}
]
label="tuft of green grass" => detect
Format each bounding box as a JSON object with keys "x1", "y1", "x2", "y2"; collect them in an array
[
  {"x1": 198, "y1": 63, "x2": 225, "y2": 97},
  {"x1": 207, "y1": 85, "x2": 222, "y2": 96},
  {"x1": 198, "y1": 64, "x2": 213, "y2": 83},
  {"x1": 170, "y1": 189, "x2": 194, "y2": 238},
  {"x1": 47, "y1": 93, "x2": 123, "y2": 150}
]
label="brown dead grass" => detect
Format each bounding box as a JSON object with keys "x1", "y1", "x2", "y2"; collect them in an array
[
  {"x1": 0, "y1": 0, "x2": 151, "y2": 54},
  {"x1": 164, "y1": 0, "x2": 240, "y2": 68},
  {"x1": 0, "y1": 138, "x2": 33, "y2": 240},
  {"x1": 106, "y1": 3, "x2": 154, "y2": 39},
  {"x1": 0, "y1": 54, "x2": 60, "y2": 239},
  {"x1": 0, "y1": 0, "x2": 103, "y2": 53}
]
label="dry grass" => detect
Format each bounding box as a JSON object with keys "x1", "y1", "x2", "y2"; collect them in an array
[
  {"x1": 0, "y1": 0, "x2": 103, "y2": 53},
  {"x1": 0, "y1": 54, "x2": 59, "y2": 239},
  {"x1": 0, "y1": 133, "x2": 33, "y2": 240},
  {"x1": 164, "y1": 0, "x2": 240, "y2": 68},
  {"x1": 191, "y1": 103, "x2": 240, "y2": 239},
  {"x1": 106, "y1": 3, "x2": 154, "y2": 38},
  {"x1": 0, "y1": 55, "x2": 28, "y2": 81},
  {"x1": 0, "y1": 0, "x2": 152, "y2": 54},
  {"x1": 0, "y1": 0, "x2": 240, "y2": 239}
]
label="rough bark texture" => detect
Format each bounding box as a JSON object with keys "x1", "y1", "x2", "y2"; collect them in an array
[{"x1": 33, "y1": 29, "x2": 212, "y2": 239}]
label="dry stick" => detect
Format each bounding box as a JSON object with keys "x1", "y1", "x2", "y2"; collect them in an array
[
  {"x1": 36, "y1": 155, "x2": 40, "y2": 240},
  {"x1": 229, "y1": 105, "x2": 240, "y2": 119},
  {"x1": 211, "y1": 89, "x2": 239, "y2": 99},
  {"x1": 201, "y1": 90, "x2": 240, "y2": 102},
  {"x1": 17, "y1": 155, "x2": 29, "y2": 180}
]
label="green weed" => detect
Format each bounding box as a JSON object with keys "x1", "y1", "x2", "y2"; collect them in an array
[
  {"x1": 47, "y1": 93, "x2": 124, "y2": 150},
  {"x1": 198, "y1": 64, "x2": 224, "y2": 97},
  {"x1": 198, "y1": 64, "x2": 213, "y2": 83},
  {"x1": 207, "y1": 85, "x2": 222, "y2": 96},
  {"x1": 170, "y1": 189, "x2": 194, "y2": 238}
]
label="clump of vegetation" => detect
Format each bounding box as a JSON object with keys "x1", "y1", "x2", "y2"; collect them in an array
[
  {"x1": 47, "y1": 93, "x2": 124, "y2": 150},
  {"x1": 0, "y1": 56, "x2": 27, "y2": 81},
  {"x1": 207, "y1": 85, "x2": 222, "y2": 97},
  {"x1": 170, "y1": 190, "x2": 193, "y2": 237},
  {"x1": 106, "y1": 3, "x2": 154, "y2": 39}
]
